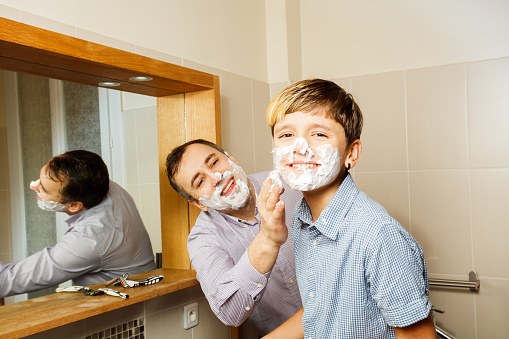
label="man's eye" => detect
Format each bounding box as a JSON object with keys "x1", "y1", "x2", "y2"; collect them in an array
[
  {"x1": 197, "y1": 178, "x2": 204, "y2": 188},
  {"x1": 212, "y1": 159, "x2": 218, "y2": 166}
]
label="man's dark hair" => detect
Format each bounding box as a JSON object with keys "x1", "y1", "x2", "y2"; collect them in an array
[
  {"x1": 166, "y1": 139, "x2": 226, "y2": 201},
  {"x1": 45, "y1": 150, "x2": 110, "y2": 209}
]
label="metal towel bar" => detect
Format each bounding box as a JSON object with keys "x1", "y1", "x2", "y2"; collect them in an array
[{"x1": 429, "y1": 271, "x2": 480, "y2": 292}]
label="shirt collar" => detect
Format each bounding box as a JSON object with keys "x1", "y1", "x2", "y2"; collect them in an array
[{"x1": 296, "y1": 174, "x2": 358, "y2": 240}]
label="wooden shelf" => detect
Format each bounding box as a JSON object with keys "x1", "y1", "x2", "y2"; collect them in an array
[{"x1": 0, "y1": 269, "x2": 198, "y2": 338}]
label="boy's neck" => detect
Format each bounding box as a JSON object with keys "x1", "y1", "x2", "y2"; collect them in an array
[{"x1": 302, "y1": 173, "x2": 346, "y2": 223}]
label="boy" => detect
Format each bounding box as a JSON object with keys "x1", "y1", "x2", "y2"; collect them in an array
[{"x1": 259, "y1": 79, "x2": 435, "y2": 338}]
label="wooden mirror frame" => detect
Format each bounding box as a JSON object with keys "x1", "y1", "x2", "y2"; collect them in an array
[{"x1": 0, "y1": 17, "x2": 220, "y2": 270}]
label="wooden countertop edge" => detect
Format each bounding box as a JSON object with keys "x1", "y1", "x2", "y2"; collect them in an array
[{"x1": 0, "y1": 269, "x2": 198, "y2": 339}]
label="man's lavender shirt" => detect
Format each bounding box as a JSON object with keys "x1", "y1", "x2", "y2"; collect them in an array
[{"x1": 187, "y1": 172, "x2": 303, "y2": 336}]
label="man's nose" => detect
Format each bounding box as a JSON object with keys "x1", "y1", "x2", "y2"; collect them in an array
[
  {"x1": 29, "y1": 179, "x2": 40, "y2": 192},
  {"x1": 210, "y1": 172, "x2": 223, "y2": 186}
]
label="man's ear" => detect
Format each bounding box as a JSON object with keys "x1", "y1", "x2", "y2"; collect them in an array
[
  {"x1": 345, "y1": 139, "x2": 362, "y2": 169},
  {"x1": 68, "y1": 201, "x2": 84, "y2": 214},
  {"x1": 189, "y1": 199, "x2": 209, "y2": 212}
]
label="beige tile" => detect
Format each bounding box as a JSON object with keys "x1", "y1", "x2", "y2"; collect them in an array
[
  {"x1": 409, "y1": 170, "x2": 472, "y2": 275},
  {"x1": 191, "y1": 297, "x2": 230, "y2": 339},
  {"x1": 220, "y1": 71, "x2": 255, "y2": 174},
  {"x1": 406, "y1": 64, "x2": 469, "y2": 170},
  {"x1": 355, "y1": 172, "x2": 410, "y2": 231},
  {"x1": 0, "y1": 4, "x2": 76, "y2": 37},
  {"x1": 75, "y1": 28, "x2": 136, "y2": 53},
  {"x1": 126, "y1": 184, "x2": 141, "y2": 212},
  {"x1": 331, "y1": 77, "x2": 351, "y2": 92},
  {"x1": 468, "y1": 57, "x2": 509, "y2": 168},
  {"x1": 139, "y1": 183, "x2": 162, "y2": 254},
  {"x1": 24, "y1": 320, "x2": 85, "y2": 339},
  {"x1": 252, "y1": 79, "x2": 273, "y2": 173},
  {"x1": 190, "y1": 284, "x2": 205, "y2": 300},
  {"x1": 137, "y1": 46, "x2": 183, "y2": 66},
  {"x1": 183, "y1": 60, "x2": 221, "y2": 76},
  {"x1": 84, "y1": 303, "x2": 144, "y2": 336},
  {"x1": 122, "y1": 109, "x2": 140, "y2": 185},
  {"x1": 0, "y1": 127, "x2": 9, "y2": 190},
  {"x1": 0, "y1": 191, "x2": 12, "y2": 252},
  {"x1": 471, "y1": 169, "x2": 509, "y2": 278},
  {"x1": 351, "y1": 71, "x2": 408, "y2": 172},
  {"x1": 146, "y1": 303, "x2": 192, "y2": 339},
  {"x1": 135, "y1": 107, "x2": 159, "y2": 184},
  {"x1": 0, "y1": 252, "x2": 12, "y2": 262},
  {"x1": 428, "y1": 286, "x2": 476, "y2": 339},
  {"x1": 145, "y1": 288, "x2": 192, "y2": 316},
  {"x1": 475, "y1": 278, "x2": 509, "y2": 338},
  {"x1": 269, "y1": 81, "x2": 291, "y2": 100}
]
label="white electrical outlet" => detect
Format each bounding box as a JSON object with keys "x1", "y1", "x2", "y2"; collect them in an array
[{"x1": 183, "y1": 302, "x2": 199, "y2": 329}]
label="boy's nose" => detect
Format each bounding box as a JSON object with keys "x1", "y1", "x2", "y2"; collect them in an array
[{"x1": 293, "y1": 137, "x2": 310, "y2": 155}]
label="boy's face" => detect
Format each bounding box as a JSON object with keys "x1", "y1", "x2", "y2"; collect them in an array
[
  {"x1": 272, "y1": 109, "x2": 349, "y2": 192},
  {"x1": 175, "y1": 143, "x2": 251, "y2": 212}
]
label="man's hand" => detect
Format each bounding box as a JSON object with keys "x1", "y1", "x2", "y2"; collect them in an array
[
  {"x1": 257, "y1": 172, "x2": 288, "y2": 248},
  {"x1": 247, "y1": 172, "x2": 288, "y2": 274}
]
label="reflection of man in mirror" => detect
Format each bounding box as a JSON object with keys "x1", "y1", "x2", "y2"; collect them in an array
[
  {"x1": 0, "y1": 150, "x2": 156, "y2": 299},
  {"x1": 166, "y1": 139, "x2": 302, "y2": 337}
]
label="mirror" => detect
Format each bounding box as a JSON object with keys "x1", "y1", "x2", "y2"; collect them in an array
[{"x1": 0, "y1": 17, "x2": 221, "y2": 305}]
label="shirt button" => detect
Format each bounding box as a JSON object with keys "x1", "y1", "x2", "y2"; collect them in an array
[
  {"x1": 312, "y1": 240, "x2": 317, "y2": 246},
  {"x1": 245, "y1": 306, "x2": 251, "y2": 311},
  {"x1": 290, "y1": 279, "x2": 294, "y2": 284},
  {"x1": 268, "y1": 277, "x2": 271, "y2": 281},
  {"x1": 256, "y1": 283, "x2": 263, "y2": 288},
  {"x1": 309, "y1": 292, "x2": 314, "y2": 298}
]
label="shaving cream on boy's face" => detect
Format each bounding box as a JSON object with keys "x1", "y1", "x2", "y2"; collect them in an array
[
  {"x1": 273, "y1": 137, "x2": 341, "y2": 192},
  {"x1": 30, "y1": 180, "x2": 67, "y2": 212},
  {"x1": 197, "y1": 158, "x2": 251, "y2": 211}
]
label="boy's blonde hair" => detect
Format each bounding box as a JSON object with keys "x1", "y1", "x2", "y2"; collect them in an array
[{"x1": 266, "y1": 79, "x2": 363, "y2": 146}]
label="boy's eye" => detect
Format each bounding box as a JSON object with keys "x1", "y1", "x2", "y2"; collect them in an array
[{"x1": 278, "y1": 133, "x2": 293, "y2": 139}]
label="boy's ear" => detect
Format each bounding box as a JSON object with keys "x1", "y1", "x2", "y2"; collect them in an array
[
  {"x1": 189, "y1": 199, "x2": 209, "y2": 212},
  {"x1": 345, "y1": 140, "x2": 362, "y2": 169}
]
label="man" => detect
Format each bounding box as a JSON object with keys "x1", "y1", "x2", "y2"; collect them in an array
[
  {"x1": 165, "y1": 139, "x2": 302, "y2": 337},
  {"x1": 261, "y1": 79, "x2": 436, "y2": 338},
  {"x1": 0, "y1": 150, "x2": 156, "y2": 298}
]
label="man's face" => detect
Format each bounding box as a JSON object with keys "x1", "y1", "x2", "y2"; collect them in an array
[
  {"x1": 174, "y1": 144, "x2": 251, "y2": 212},
  {"x1": 272, "y1": 109, "x2": 348, "y2": 192},
  {"x1": 30, "y1": 164, "x2": 68, "y2": 212}
]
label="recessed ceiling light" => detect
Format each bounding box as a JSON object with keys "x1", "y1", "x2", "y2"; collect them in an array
[
  {"x1": 99, "y1": 82, "x2": 121, "y2": 87},
  {"x1": 129, "y1": 76, "x2": 153, "y2": 82}
]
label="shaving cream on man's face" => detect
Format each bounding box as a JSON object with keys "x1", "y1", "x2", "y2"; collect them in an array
[
  {"x1": 30, "y1": 180, "x2": 68, "y2": 212},
  {"x1": 198, "y1": 158, "x2": 251, "y2": 211},
  {"x1": 273, "y1": 137, "x2": 341, "y2": 192}
]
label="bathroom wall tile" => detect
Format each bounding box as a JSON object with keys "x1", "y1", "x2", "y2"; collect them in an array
[
  {"x1": 24, "y1": 320, "x2": 84, "y2": 339},
  {"x1": 75, "y1": 28, "x2": 136, "y2": 53},
  {"x1": 468, "y1": 57, "x2": 509, "y2": 169},
  {"x1": 137, "y1": 46, "x2": 183, "y2": 66},
  {"x1": 122, "y1": 109, "x2": 140, "y2": 185},
  {"x1": 0, "y1": 252, "x2": 12, "y2": 263},
  {"x1": 183, "y1": 60, "x2": 220, "y2": 76},
  {"x1": 355, "y1": 172, "x2": 410, "y2": 231},
  {"x1": 406, "y1": 64, "x2": 469, "y2": 170},
  {"x1": 0, "y1": 4, "x2": 76, "y2": 37},
  {"x1": 84, "y1": 303, "x2": 144, "y2": 336},
  {"x1": 475, "y1": 278, "x2": 509, "y2": 338},
  {"x1": 409, "y1": 170, "x2": 472, "y2": 275},
  {"x1": 135, "y1": 107, "x2": 159, "y2": 184},
  {"x1": 428, "y1": 287, "x2": 476, "y2": 339},
  {"x1": 331, "y1": 77, "x2": 351, "y2": 92},
  {"x1": 351, "y1": 71, "x2": 408, "y2": 172},
  {"x1": 145, "y1": 303, "x2": 192, "y2": 339},
  {"x1": 139, "y1": 183, "x2": 162, "y2": 254},
  {"x1": 0, "y1": 190, "x2": 12, "y2": 253},
  {"x1": 190, "y1": 284, "x2": 205, "y2": 300},
  {"x1": 191, "y1": 297, "x2": 230, "y2": 339},
  {"x1": 126, "y1": 184, "x2": 141, "y2": 212},
  {"x1": 269, "y1": 81, "x2": 291, "y2": 100},
  {"x1": 0, "y1": 128, "x2": 8, "y2": 190},
  {"x1": 145, "y1": 288, "x2": 191, "y2": 316},
  {"x1": 471, "y1": 169, "x2": 509, "y2": 278},
  {"x1": 220, "y1": 71, "x2": 255, "y2": 174},
  {"x1": 252, "y1": 79, "x2": 273, "y2": 173}
]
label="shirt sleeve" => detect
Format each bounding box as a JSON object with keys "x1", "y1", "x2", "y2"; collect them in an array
[
  {"x1": 188, "y1": 225, "x2": 271, "y2": 327},
  {"x1": 0, "y1": 228, "x2": 101, "y2": 298},
  {"x1": 365, "y1": 221, "x2": 432, "y2": 327}
]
